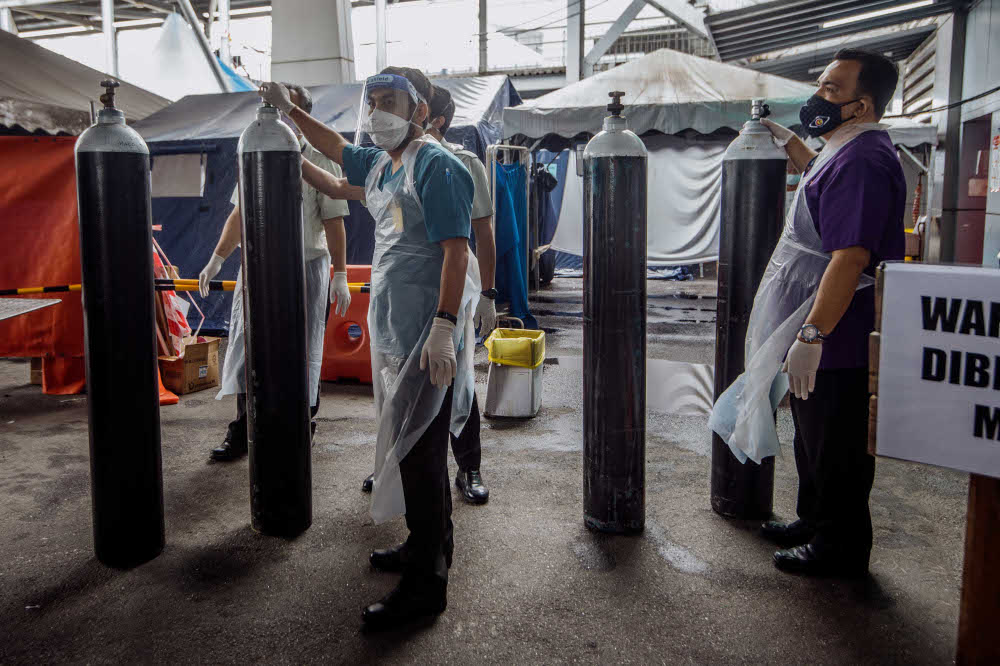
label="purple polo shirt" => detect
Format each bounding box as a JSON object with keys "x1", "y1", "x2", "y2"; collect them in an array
[{"x1": 804, "y1": 129, "x2": 906, "y2": 369}]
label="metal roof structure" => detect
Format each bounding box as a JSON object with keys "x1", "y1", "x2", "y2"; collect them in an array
[
  {"x1": 748, "y1": 23, "x2": 937, "y2": 81},
  {"x1": 0, "y1": 0, "x2": 416, "y2": 36},
  {"x1": 1, "y1": 1, "x2": 265, "y2": 35},
  {"x1": 705, "y1": 0, "x2": 959, "y2": 62}
]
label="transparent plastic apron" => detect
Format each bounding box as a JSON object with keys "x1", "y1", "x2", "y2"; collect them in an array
[
  {"x1": 709, "y1": 124, "x2": 881, "y2": 464},
  {"x1": 367, "y1": 135, "x2": 479, "y2": 523},
  {"x1": 217, "y1": 254, "x2": 331, "y2": 408}
]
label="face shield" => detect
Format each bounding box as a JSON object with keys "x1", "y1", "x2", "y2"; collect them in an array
[{"x1": 355, "y1": 74, "x2": 426, "y2": 151}]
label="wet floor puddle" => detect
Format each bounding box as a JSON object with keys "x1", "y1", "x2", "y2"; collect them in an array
[{"x1": 552, "y1": 356, "x2": 713, "y2": 416}]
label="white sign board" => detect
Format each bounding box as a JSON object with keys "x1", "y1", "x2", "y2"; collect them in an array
[{"x1": 877, "y1": 263, "x2": 1000, "y2": 479}]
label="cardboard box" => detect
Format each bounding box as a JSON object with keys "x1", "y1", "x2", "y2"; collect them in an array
[
  {"x1": 159, "y1": 337, "x2": 220, "y2": 395},
  {"x1": 904, "y1": 230, "x2": 922, "y2": 258}
]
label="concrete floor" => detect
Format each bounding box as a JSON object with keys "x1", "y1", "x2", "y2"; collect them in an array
[{"x1": 0, "y1": 277, "x2": 969, "y2": 664}]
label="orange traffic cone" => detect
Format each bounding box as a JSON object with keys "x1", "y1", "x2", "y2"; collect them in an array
[{"x1": 158, "y1": 365, "x2": 178, "y2": 406}]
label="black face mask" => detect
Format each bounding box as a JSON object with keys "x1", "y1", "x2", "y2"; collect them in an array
[{"x1": 799, "y1": 94, "x2": 861, "y2": 138}]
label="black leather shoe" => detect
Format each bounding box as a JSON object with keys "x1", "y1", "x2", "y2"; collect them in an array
[
  {"x1": 760, "y1": 519, "x2": 815, "y2": 547},
  {"x1": 456, "y1": 469, "x2": 489, "y2": 504},
  {"x1": 370, "y1": 540, "x2": 452, "y2": 572},
  {"x1": 361, "y1": 474, "x2": 374, "y2": 493},
  {"x1": 773, "y1": 543, "x2": 869, "y2": 578},
  {"x1": 209, "y1": 437, "x2": 247, "y2": 462},
  {"x1": 362, "y1": 577, "x2": 447, "y2": 630},
  {"x1": 370, "y1": 542, "x2": 409, "y2": 572}
]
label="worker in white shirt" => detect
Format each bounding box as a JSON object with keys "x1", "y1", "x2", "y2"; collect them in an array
[
  {"x1": 197, "y1": 83, "x2": 352, "y2": 462},
  {"x1": 421, "y1": 84, "x2": 495, "y2": 504}
]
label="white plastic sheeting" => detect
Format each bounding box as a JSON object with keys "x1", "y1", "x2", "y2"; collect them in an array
[
  {"x1": 504, "y1": 49, "x2": 816, "y2": 140},
  {"x1": 552, "y1": 133, "x2": 730, "y2": 266},
  {"x1": 0, "y1": 29, "x2": 167, "y2": 135},
  {"x1": 146, "y1": 13, "x2": 229, "y2": 101}
]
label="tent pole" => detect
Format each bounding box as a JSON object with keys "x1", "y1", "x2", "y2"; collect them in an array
[
  {"x1": 218, "y1": 0, "x2": 231, "y2": 66},
  {"x1": 206, "y1": 0, "x2": 216, "y2": 41},
  {"x1": 101, "y1": 0, "x2": 118, "y2": 77},
  {"x1": 478, "y1": 0, "x2": 487, "y2": 75},
  {"x1": 176, "y1": 0, "x2": 231, "y2": 92},
  {"x1": 375, "y1": 0, "x2": 387, "y2": 73},
  {"x1": 566, "y1": 0, "x2": 585, "y2": 82},
  {"x1": 0, "y1": 8, "x2": 17, "y2": 34}
]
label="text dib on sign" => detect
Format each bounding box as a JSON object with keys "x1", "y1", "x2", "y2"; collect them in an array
[{"x1": 876, "y1": 263, "x2": 1000, "y2": 478}]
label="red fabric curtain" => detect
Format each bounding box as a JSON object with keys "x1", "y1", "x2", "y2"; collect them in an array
[{"x1": 0, "y1": 137, "x2": 85, "y2": 392}]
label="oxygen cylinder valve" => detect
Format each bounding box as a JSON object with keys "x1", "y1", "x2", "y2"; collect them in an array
[
  {"x1": 99, "y1": 79, "x2": 120, "y2": 110},
  {"x1": 749, "y1": 99, "x2": 772, "y2": 121},
  {"x1": 607, "y1": 91, "x2": 625, "y2": 117}
]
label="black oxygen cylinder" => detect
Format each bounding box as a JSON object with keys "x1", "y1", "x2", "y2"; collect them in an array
[
  {"x1": 74, "y1": 80, "x2": 164, "y2": 568},
  {"x1": 710, "y1": 100, "x2": 787, "y2": 519},
  {"x1": 238, "y1": 102, "x2": 312, "y2": 537},
  {"x1": 583, "y1": 92, "x2": 648, "y2": 534}
]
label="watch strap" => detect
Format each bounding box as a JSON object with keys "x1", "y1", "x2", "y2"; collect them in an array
[
  {"x1": 800, "y1": 324, "x2": 828, "y2": 342},
  {"x1": 435, "y1": 311, "x2": 458, "y2": 325}
]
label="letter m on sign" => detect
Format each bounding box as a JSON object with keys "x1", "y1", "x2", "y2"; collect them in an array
[{"x1": 974, "y1": 405, "x2": 1000, "y2": 440}]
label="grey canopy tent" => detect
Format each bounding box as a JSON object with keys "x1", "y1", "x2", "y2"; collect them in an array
[
  {"x1": 0, "y1": 29, "x2": 167, "y2": 135},
  {"x1": 132, "y1": 74, "x2": 521, "y2": 331},
  {"x1": 504, "y1": 49, "x2": 815, "y2": 267}
]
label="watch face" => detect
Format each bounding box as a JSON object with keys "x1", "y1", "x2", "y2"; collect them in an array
[{"x1": 801, "y1": 325, "x2": 819, "y2": 342}]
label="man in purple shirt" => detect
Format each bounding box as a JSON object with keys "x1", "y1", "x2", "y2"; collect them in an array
[{"x1": 758, "y1": 49, "x2": 906, "y2": 576}]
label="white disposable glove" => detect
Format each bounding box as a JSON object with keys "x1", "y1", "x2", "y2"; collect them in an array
[
  {"x1": 474, "y1": 296, "x2": 497, "y2": 336},
  {"x1": 419, "y1": 318, "x2": 457, "y2": 388},
  {"x1": 760, "y1": 118, "x2": 797, "y2": 148},
  {"x1": 259, "y1": 82, "x2": 294, "y2": 113},
  {"x1": 198, "y1": 253, "x2": 225, "y2": 297},
  {"x1": 782, "y1": 338, "x2": 824, "y2": 400},
  {"x1": 330, "y1": 271, "x2": 351, "y2": 317}
]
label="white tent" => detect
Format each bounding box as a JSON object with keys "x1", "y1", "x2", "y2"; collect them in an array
[
  {"x1": 0, "y1": 29, "x2": 168, "y2": 135},
  {"x1": 509, "y1": 49, "x2": 816, "y2": 267},
  {"x1": 881, "y1": 117, "x2": 938, "y2": 148},
  {"x1": 504, "y1": 48, "x2": 816, "y2": 140}
]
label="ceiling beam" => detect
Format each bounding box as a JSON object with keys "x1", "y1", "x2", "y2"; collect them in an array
[
  {"x1": 25, "y1": 3, "x2": 149, "y2": 19},
  {"x1": 716, "y1": 3, "x2": 951, "y2": 60},
  {"x1": 122, "y1": 0, "x2": 174, "y2": 13},
  {"x1": 12, "y1": 7, "x2": 99, "y2": 28},
  {"x1": 583, "y1": 0, "x2": 645, "y2": 74},
  {"x1": 0, "y1": 0, "x2": 68, "y2": 8},
  {"x1": 643, "y1": 0, "x2": 711, "y2": 45}
]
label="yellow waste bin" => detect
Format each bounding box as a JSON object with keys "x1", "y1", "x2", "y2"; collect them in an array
[{"x1": 483, "y1": 328, "x2": 545, "y2": 418}]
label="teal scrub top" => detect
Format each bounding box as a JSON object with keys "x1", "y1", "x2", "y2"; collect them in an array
[{"x1": 343, "y1": 142, "x2": 474, "y2": 243}]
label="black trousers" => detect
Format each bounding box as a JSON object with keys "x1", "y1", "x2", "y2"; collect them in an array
[
  {"x1": 790, "y1": 367, "x2": 876, "y2": 555},
  {"x1": 227, "y1": 298, "x2": 330, "y2": 444},
  {"x1": 227, "y1": 392, "x2": 322, "y2": 444},
  {"x1": 400, "y1": 385, "x2": 455, "y2": 582},
  {"x1": 450, "y1": 392, "x2": 482, "y2": 471}
]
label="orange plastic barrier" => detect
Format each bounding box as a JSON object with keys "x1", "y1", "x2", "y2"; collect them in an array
[
  {"x1": 157, "y1": 365, "x2": 179, "y2": 406},
  {"x1": 40, "y1": 355, "x2": 86, "y2": 395},
  {"x1": 321, "y1": 265, "x2": 373, "y2": 384}
]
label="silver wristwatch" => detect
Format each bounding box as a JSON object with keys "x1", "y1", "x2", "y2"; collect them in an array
[{"x1": 798, "y1": 324, "x2": 828, "y2": 343}]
